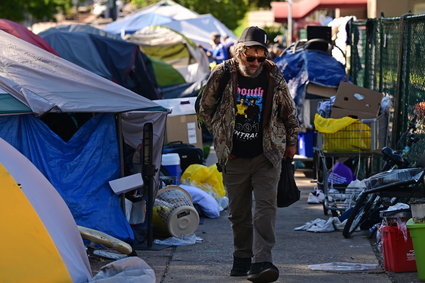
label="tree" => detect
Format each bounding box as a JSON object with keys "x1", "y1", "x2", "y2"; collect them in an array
[{"x1": 0, "y1": 0, "x2": 76, "y2": 22}]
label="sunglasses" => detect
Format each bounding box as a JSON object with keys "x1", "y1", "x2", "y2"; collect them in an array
[{"x1": 245, "y1": 56, "x2": 266, "y2": 63}]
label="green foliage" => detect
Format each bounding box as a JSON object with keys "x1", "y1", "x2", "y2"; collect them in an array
[
  {"x1": 0, "y1": 0, "x2": 76, "y2": 22},
  {"x1": 175, "y1": 0, "x2": 249, "y2": 30},
  {"x1": 130, "y1": 0, "x2": 157, "y2": 8},
  {"x1": 249, "y1": 0, "x2": 272, "y2": 9},
  {"x1": 263, "y1": 25, "x2": 284, "y2": 43},
  {"x1": 233, "y1": 12, "x2": 249, "y2": 37}
]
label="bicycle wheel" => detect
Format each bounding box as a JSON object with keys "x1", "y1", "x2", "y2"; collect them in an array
[{"x1": 342, "y1": 192, "x2": 380, "y2": 238}]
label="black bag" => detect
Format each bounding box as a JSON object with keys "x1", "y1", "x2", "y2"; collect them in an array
[
  {"x1": 277, "y1": 158, "x2": 300, "y2": 207},
  {"x1": 162, "y1": 141, "x2": 204, "y2": 173}
]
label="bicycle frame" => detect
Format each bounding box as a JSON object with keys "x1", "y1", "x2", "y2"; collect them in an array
[{"x1": 342, "y1": 168, "x2": 425, "y2": 238}]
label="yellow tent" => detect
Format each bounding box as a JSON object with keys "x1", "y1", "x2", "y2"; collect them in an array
[{"x1": 0, "y1": 138, "x2": 92, "y2": 282}]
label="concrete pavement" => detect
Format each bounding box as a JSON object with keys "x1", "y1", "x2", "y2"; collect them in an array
[{"x1": 135, "y1": 170, "x2": 421, "y2": 283}]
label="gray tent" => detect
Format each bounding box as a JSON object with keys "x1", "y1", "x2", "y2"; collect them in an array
[{"x1": 0, "y1": 30, "x2": 168, "y2": 241}]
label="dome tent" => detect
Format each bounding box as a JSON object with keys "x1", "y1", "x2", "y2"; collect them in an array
[
  {"x1": 103, "y1": 0, "x2": 198, "y2": 36},
  {"x1": 0, "y1": 18, "x2": 58, "y2": 55},
  {"x1": 0, "y1": 138, "x2": 92, "y2": 282},
  {"x1": 0, "y1": 30, "x2": 168, "y2": 243},
  {"x1": 125, "y1": 25, "x2": 210, "y2": 84},
  {"x1": 40, "y1": 24, "x2": 184, "y2": 90},
  {"x1": 41, "y1": 30, "x2": 161, "y2": 100}
]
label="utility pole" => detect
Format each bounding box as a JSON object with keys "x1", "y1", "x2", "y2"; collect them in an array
[{"x1": 287, "y1": 0, "x2": 293, "y2": 47}]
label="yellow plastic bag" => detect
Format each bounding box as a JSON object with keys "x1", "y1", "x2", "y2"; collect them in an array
[
  {"x1": 180, "y1": 164, "x2": 226, "y2": 198},
  {"x1": 314, "y1": 114, "x2": 371, "y2": 152}
]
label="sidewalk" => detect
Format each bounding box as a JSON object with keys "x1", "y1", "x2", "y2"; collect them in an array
[{"x1": 135, "y1": 170, "x2": 421, "y2": 283}]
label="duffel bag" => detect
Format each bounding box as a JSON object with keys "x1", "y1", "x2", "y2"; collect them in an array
[{"x1": 162, "y1": 141, "x2": 204, "y2": 173}]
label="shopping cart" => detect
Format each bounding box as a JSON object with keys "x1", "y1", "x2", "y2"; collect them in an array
[{"x1": 314, "y1": 114, "x2": 388, "y2": 216}]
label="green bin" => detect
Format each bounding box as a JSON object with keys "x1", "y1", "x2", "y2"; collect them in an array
[{"x1": 407, "y1": 218, "x2": 425, "y2": 281}]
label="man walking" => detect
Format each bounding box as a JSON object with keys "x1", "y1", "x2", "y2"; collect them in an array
[{"x1": 199, "y1": 26, "x2": 300, "y2": 283}]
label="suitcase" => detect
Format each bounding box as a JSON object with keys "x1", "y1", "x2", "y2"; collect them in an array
[{"x1": 162, "y1": 141, "x2": 204, "y2": 173}]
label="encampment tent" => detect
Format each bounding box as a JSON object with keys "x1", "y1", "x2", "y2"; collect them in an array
[
  {"x1": 125, "y1": 25, "x2": 210, "y2": 83},
  {"x1": 161, "y1": 14, "x2": 236, "y2": 49},
  {"x1": 103, "y1": 0, "x2": 199, "y2": 37},
  {"x1": 103, "y1": 12, "x2": 173, "y2": 36},
  {"x1": 130, "y1": 0, "x2": 199, "y2": 20},
  {"x1": 102, "y1": 0, "x2": 235, "y2": 49},
  {"x1": 0, "y1": 30, "x2": 167, "y2": 242},
  {"x1": 41, "y1": 30, "x2": 160, "y2": 100},
  {"x1": 0, "y1": 18, "x2": 58, "y2": 55},
  {"x1": 40, "y1": 24, "x2": 185, "y2": 89},
  {"x1": 38, "y1": 23, "x2": 123, "y2": 41},
  {"x1": 0, "y1": 138, "x2": 92, "y2": 282}
]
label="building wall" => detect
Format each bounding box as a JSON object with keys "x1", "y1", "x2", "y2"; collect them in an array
[
  {"x1": 338, "y1": 8, "x2": 367, "y2": 20},
  {"x1": 368, "y1": 0, "x2": 425, "y2": 18}
]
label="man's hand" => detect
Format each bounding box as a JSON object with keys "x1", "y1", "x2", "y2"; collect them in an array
[{"x1": 284, "y1": 145, "x2": 297, "y2": 159}]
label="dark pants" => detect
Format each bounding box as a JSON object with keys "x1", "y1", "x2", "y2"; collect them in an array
[{"x1": 223, "y1": 154, "x2": 281, "y2": 263}]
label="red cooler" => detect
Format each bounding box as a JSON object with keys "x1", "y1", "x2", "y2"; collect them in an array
[{"x1": 382, "y1": 226, "x2": 416, "y2": 272}]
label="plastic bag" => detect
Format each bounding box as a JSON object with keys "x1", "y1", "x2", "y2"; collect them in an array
[
  {"x1": 180, "y1": 164, "x2": 226, "y2": 198},
  {"x1": 308, "y1": 262, "x2": 379, "y2": 272},
  {"x1": 277, "y1": 159, "x2": 300, "y2": 207}
]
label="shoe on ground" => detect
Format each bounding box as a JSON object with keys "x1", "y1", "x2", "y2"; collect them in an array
[
  {"x1": 230, "y1": 256, "x2": 251, "y2": 276},
  {"x1": 307, "y1": 192, "x2": 320, "y2": 204},
  {"x1": 247, "y1": 262, "x2": 279, "y2": 283}
]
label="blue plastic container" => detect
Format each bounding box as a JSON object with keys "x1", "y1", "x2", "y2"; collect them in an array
[
  {"x1": 298, "y1": 130, "x2": 314, "y2": 158},
  {"x1": 161, "y1": 153, "x2": 182, "y2": 185}
]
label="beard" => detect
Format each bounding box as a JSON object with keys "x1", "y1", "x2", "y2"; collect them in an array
[{"x1": 238, "y1": 62, "x2": 264, "y2": 78}]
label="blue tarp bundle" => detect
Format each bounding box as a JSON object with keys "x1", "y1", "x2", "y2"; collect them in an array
[
  {"x1": 275, "y1": 50, "x2": 347, "y2": 124},
  {"x1": 0, "y1": 113, "x2": 134, "y2": 242}
]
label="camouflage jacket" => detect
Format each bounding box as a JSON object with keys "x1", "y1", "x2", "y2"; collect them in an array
[{"x1": 199, "y1": 58, "x2": 300, "y2": 168}]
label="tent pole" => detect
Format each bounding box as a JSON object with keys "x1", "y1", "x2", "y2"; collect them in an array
[
  {"x1": 142, "y1": 123, "x2": 155, "y2": 248},
  {"x1": 116, "y1": 113, "x2": 126, "y2": 212}
]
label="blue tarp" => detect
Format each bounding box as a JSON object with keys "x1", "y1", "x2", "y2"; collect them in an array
[
  {"x1": 275, "y1": 50, "x2": 347, "y2": 124},
  {"x1": 0, "y1": 113, "x2": 134, "y2": 242}
]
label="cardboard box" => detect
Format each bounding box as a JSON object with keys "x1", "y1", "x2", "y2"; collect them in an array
[
  {"x1": 154, "y1": 97, "x2": 203, "y2": 149},
  {"x1": 165, "y1": 114, "x2": 203, "y2": 149},
  {"x1": 306, "y1": 82, "x2": 338, "y2": 98},
  {"x1": 331, "y1": 82, "x2": 383, "y2": 119}
]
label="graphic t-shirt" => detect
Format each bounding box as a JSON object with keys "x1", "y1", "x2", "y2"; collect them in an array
[{"x1": 231, "y1": 69, "x2": 268, "y2": 158}]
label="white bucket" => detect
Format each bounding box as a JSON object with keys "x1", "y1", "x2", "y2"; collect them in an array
[
  {"x1": 153, "y1": 185, "x2": 199, "y2": 238},
  {"x1": 161, "y1": 153, "x2": 182, "y2": 185}
]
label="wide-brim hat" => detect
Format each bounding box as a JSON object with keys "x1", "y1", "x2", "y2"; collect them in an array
[{"x1": 237, "y1": 26, "x2": 268, "y2": 50}]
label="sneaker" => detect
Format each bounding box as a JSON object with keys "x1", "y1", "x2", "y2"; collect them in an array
[
  {"x1": 247, "y1": 262, "x2": 279, "y2": 283},
  {"x1": 230, "y1": 257, "x2": 251, "y2": 276}
]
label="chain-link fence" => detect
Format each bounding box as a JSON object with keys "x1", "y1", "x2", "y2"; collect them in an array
[{"x1": 349, "y1": 14, "x2": 425, "y2": 164}]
